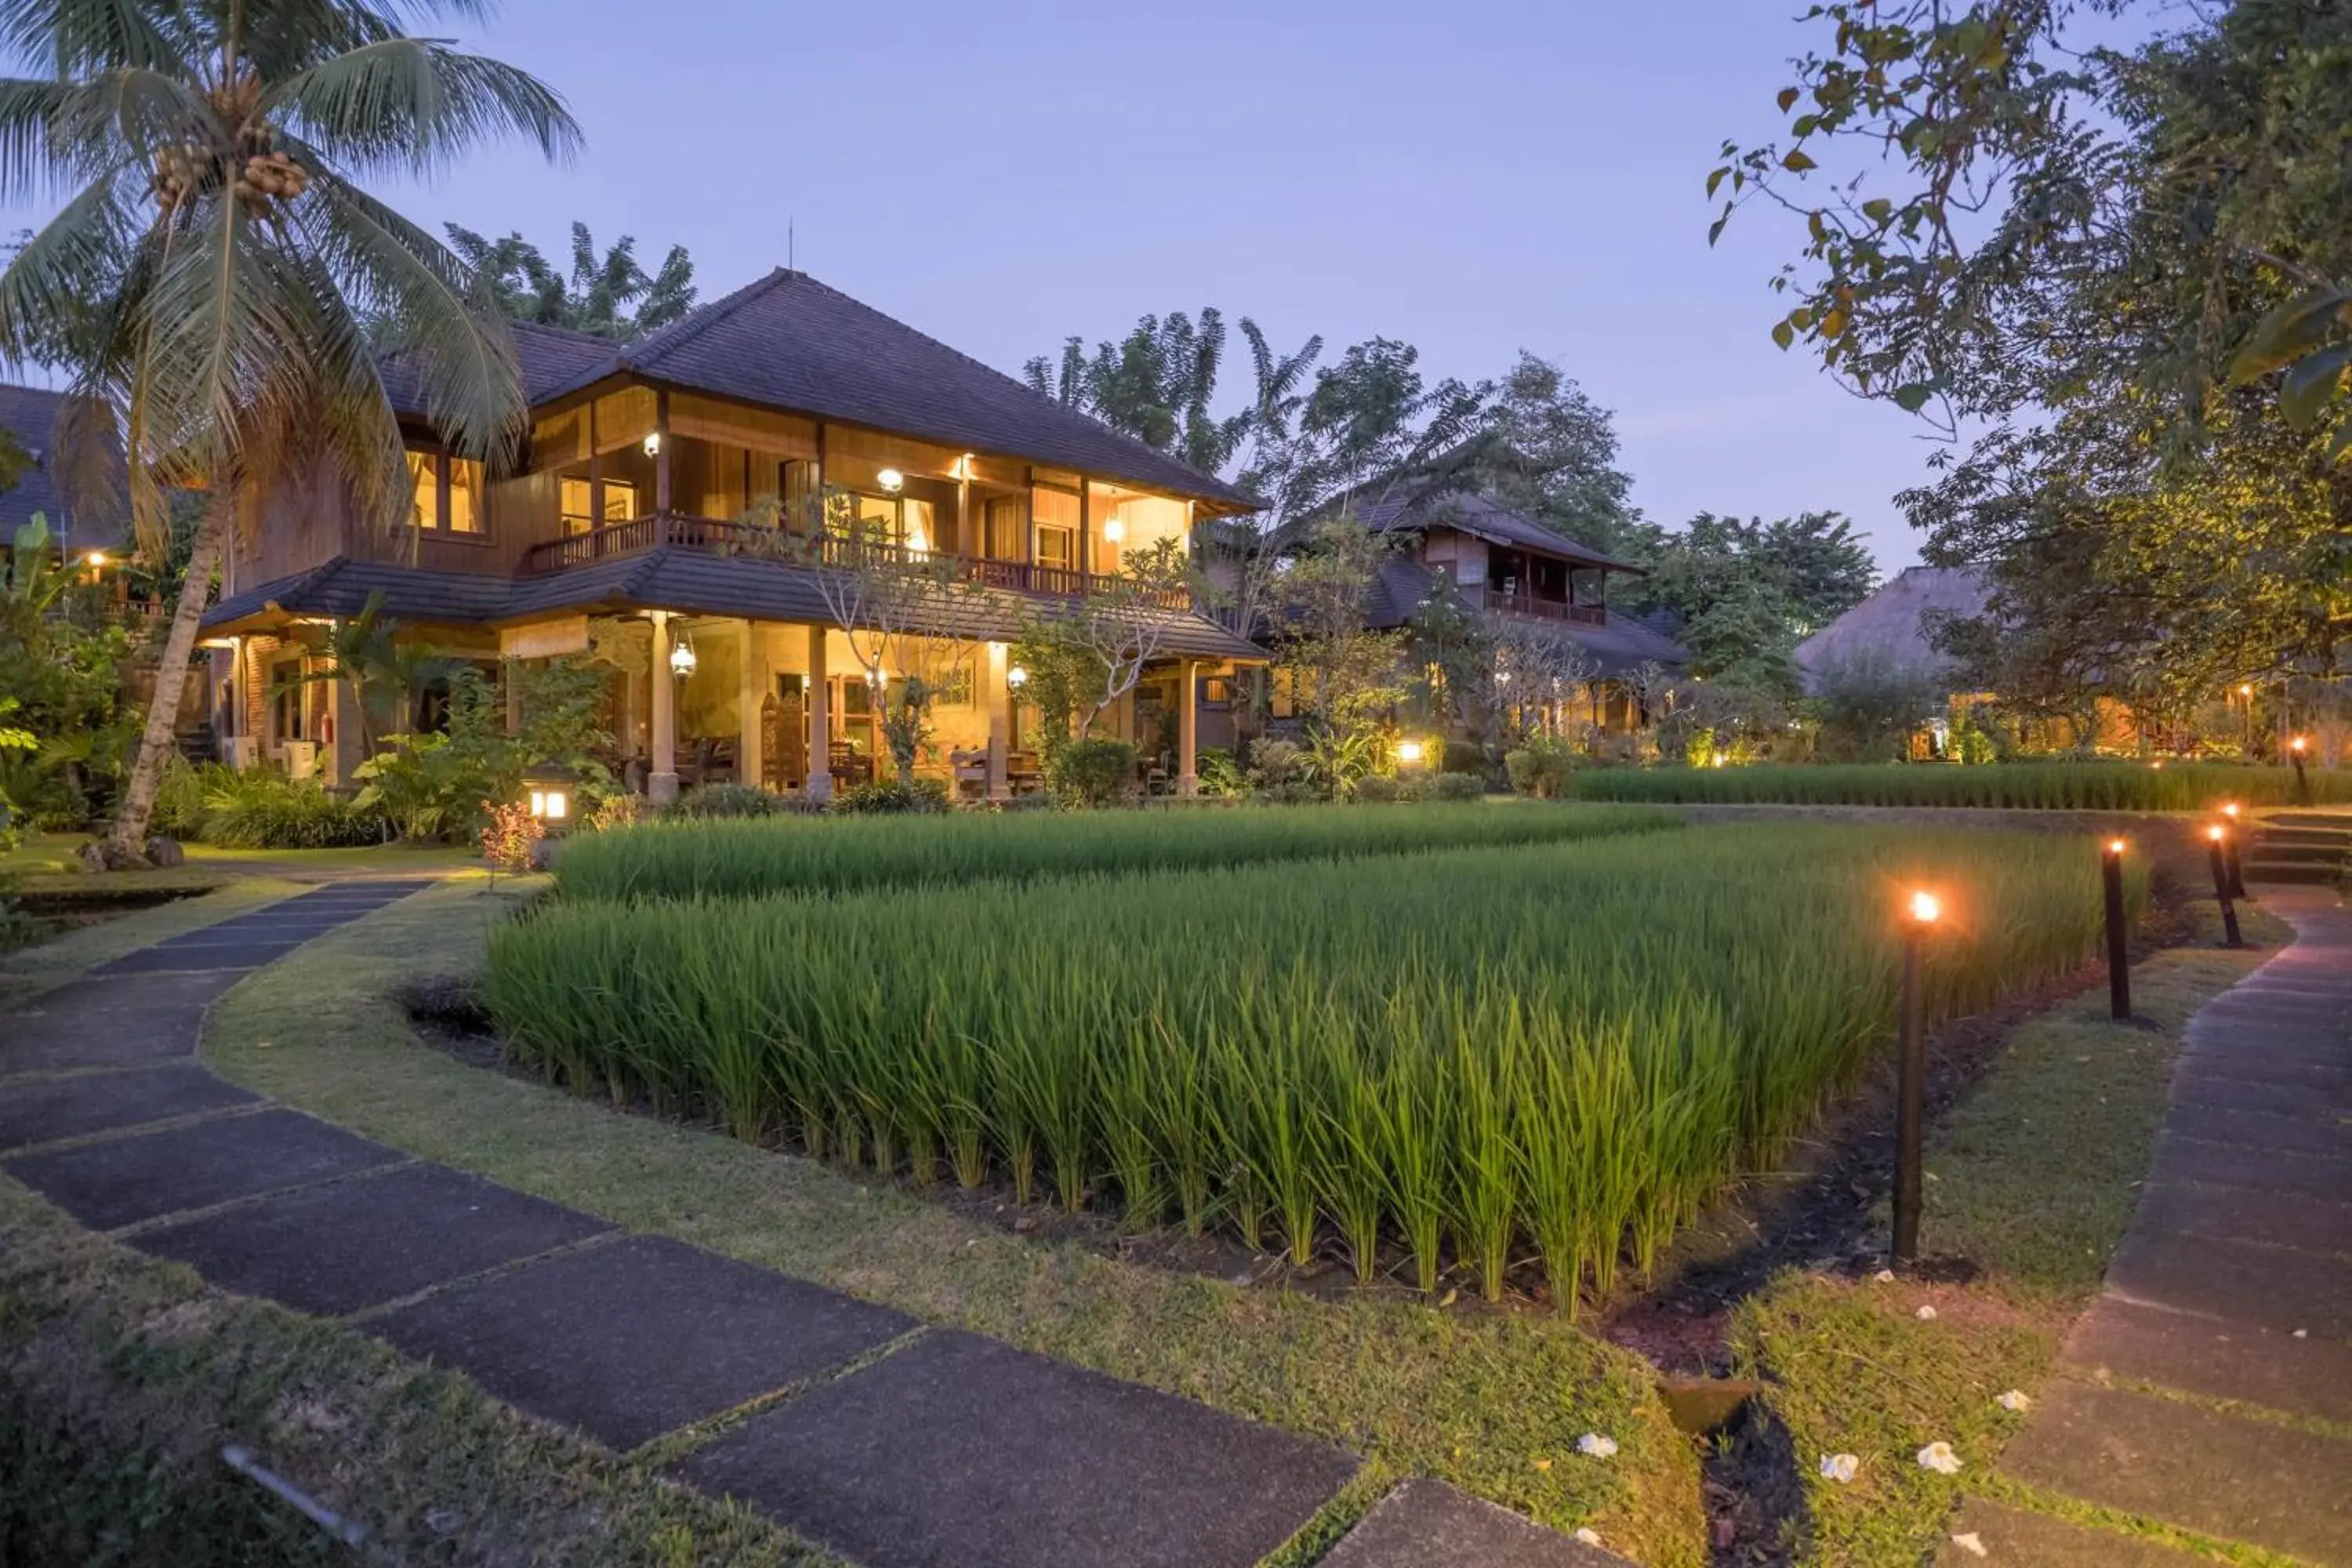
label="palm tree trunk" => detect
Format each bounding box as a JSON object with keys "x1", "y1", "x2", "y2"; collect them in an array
[{"x1": 107, "y1": 488, "x2": 230, "y2": 857}]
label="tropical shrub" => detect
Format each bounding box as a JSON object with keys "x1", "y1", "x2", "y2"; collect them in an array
[
  {"x1": 1564, "y1": 760, "x2": 2349, "y2": 810},
  {"x1": 480, "y1": 800, "x2": 544, "y2": 880},
  {"x1": 354, "y1": 731, "x2": 505, "y2": 842},
  {"x1": 1504, "y1": 735, "x2": 1577, "y2": 799},
  {"x1": 1193, "y1": 746, "x2": 1245, "y2": 797},
  {"x1": 1051, "y1": 738, "x2": 1138, "y2": 807},
  {"x1": 1430, "y1": 771, "x2": 1487, "y2": 801},
  {"x1": 491, "y1": 823, "x2": 2148, "y2": 1310},
  {"x1": 1352, "y1": 775, "x2": 1406, "y2": 804},
  {"x1": 198, "y1": 772, "x2": 384, "y2": 849},
  {"x1": 828, "y1": 778, "x2": 951, "y2": 815},
  {"x1": 662, "y1": 782, "x2": 788, "y2": 820}
]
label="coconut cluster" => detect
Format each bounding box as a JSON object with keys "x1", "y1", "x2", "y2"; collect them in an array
[{"x1": 149, "y1": 119, "x2": 308, "y2": 216}]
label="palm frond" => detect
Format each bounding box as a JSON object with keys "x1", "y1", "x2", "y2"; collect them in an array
[
  {"x1": 263, "y1": 34, "x2": 580, "y2": 180},
  {"x1": 0, "y1": 0, "x2": 192, "y2": 78}
]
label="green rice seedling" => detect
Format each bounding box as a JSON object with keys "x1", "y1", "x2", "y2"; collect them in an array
[
  {"x1": 488, "y1": 822, "x2": 2153, "y2": 1308},
  {"x1": 551, "y1": 802, "x2": 1682, "y2": 903},
  {"x1": 1566, "y1": 760, "x2": 2347, "y2": 811}
]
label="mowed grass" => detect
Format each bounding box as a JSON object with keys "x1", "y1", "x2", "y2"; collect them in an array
[
  {"x1": 492, "y1": 824, "x2": 2150, "y2": 1313},
  {"x1": 547, "y1": 800, "x2": 1679, "y2": 901},
  {"x1": 204, "y1": 880, "x2": 1708, "y2": 1566},
  {"x1": 1566, "y1": 760, "x2": 2343, "y2": 811},
  {"x1": 1730, "y1": 900, "x2": 2292, "y2": 1566}
]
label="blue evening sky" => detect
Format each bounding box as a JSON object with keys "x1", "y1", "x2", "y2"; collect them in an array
[{"x1": 17, "y1": 2, "x2": 1977, "y2": 570}]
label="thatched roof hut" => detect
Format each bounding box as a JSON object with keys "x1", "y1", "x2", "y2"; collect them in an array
[{"x1": 1795, "y1": 565, "x2": 1987, "y2": 694}]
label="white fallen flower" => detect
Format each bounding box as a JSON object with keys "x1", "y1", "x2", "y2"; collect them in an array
[
  {"x1": 1916, "y1": 1441, "x2": 1964, "y2": 1475},
  {"x1": 1997, "y1": 1389, "x2": 2032, "y2": 1412},
  {"x1": 2293, "y1": 1329, "x2": 2309, "y2": 1339},
  {"x1": 1872, "y1": 1269, "x2": 1896, "y2": 1283},
  {"x1": 1573, "y1": 1528, "x2": 1604, "y2": 1548},
  {"x1": 1951, "y1": 1530, "x2": 1987, "y2": 1558},
  {"x1": 1915, "y1": 1304, "x2": 1939, "y2": 1320},
  {"x1": 1575, "y1": 1432, "x2": 1619, "y2": 1459},
  {"x1": 1818, "y1": 1453, "x2": 1860, "y2": 1483}
]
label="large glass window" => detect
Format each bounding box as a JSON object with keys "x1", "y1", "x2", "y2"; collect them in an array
[
  {"x1": 407, "y1": 448, "x2": 485, "y2": 535},
  {"x1": 560, "y1": 477, "x2": 637, "y2": 535}
]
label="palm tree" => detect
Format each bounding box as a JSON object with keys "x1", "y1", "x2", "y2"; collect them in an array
[
  {"x1": 444, "y1": 219, "x2": 698, "y2": 340},
  {"x1": 0, "y1": 0, "x2": 580, "y2": 861}
]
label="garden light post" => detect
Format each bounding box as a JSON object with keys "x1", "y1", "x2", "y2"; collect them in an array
[
  {"x1": 2205, "y1": 826, "x2": 2243, "y2": 949},
  {"x1": 1892, "y1": 889, "x2": 1939, "y2": 1265},
  {"x1": 2289, "y1": 736, "x2": 2310, "y2": 806},
  {"x1": 2219, "y1": 803, "x2": 2245, "y2": 899},
  {"x1": 2102, "y1": 840, "x2": 2131, "y2": 1022}
]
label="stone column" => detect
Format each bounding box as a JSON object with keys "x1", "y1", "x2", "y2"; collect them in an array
[
  {"x1": 804, "y1": 622, "x2": 833, "y2": 805},
  {"x1": 1177, "y1": 659, "x2": 1200, "y2": 797},
  {"x1": 985, "y1": 641, "x2": 1011, "y2": 800},
  {"x1": 648, "y1": 611, "x2": 679, "y2": 804},
  {"x1": 738, "y1": 620, "x2": 764, "y2": 788}
]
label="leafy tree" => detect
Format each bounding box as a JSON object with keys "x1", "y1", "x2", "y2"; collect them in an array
[
  {"x1": 1024, "y1": 308, "x2": 1250, "y2": 474},
  {"x1": 0, "y1": 0, "x2": 579, "y2": 861},
  {"x1": 1469, "y1": 352, "x2": 1642, "y2": 557},
  {"x1": 1807, "y1": 646, "x2": 1946, "y2": 761},
  {"x1": 444, "y1": 220, "x2": 697, "y2": 341},
  {"x1": 1621, "y1": 511, "x2": 1875, "y2": 697}
]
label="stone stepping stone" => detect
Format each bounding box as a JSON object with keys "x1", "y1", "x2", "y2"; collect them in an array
[
  {"x1": 1319, "y1": 1479, "x2": 1619, "y2": 1566},
  {"x1": 2, "y1": 1108, "x2": 403, "y2": 1229},
  {"x1": 132, "y1": 1162, "x2": 612, "y2": 1316},
  {"x1": 6, "y1": 971, "x2": 245, "y2": 1017},
  {"x1": 2106, "y1": 1231, "x2": 2349, "y2": 1341},
  {"x1": 1998, "y1": 1382, "x2": 2352, "y2": 1564},
  {"x1": 2129, "y1": 1181, "x2": 2352, "y2": 1257},
  {"x1": 2167, "y1": 1070, "x2": 2350, "y2": 1127},
  {"x1": 2169, "y1": 1050, "x2": 2347, "y2": 1095},
  {"x1": 0, "y1": 1064, "x2": 259, "y2": 1151},
  {"x1": 0, "y1": 1007, "x2": 207, "y2": 1072},
  {"x1": 1936, "y1": 1497, "x2": 2209, "y2": 1565},
  {"x1": 2065, "y1": 1296, "x2": 2352, "y2": 1426},
  {"x1": 369, "y1": 1234, "x2": 913, "y2": 1453},
  {"x1": 2149, "y1": 1133, "x2": 2349, "y2": 1204},
  {"x1": 675, "y1": 1328, "x2": 1356, "y2": 1568},
  {"x1": 95, "y1": 941, "x2": 310, "y2": 975}
]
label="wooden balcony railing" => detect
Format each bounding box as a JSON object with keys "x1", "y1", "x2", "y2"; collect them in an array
[
  {"x1": 1485, "y1": 586, "x2": 1606, "y2": 626},
  {"x1": 523, "y1": 511, "x2": 1193, "y2": 611}
]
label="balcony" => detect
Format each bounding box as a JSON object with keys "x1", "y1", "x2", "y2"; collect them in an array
[
  {"x1": 1485, "y1": 585, "x2": 1606, "y2": 626},
  {"x1": 522, "y1": 512, "x2": 1195, "y2": 612}
]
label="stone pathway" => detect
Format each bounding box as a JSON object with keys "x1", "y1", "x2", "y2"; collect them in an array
[
  {"x1": 1941, "y1": 885, "x2": 2352, "y2": 1567},
  {"x1": 0, "y1": 880, "x2": 1621, "y2": 1567}
]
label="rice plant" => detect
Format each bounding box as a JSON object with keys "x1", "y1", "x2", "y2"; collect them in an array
[
  {"x1": 550, "y1": 802, "x2": 1680, "y2": 902},
  {"x1": 486, "y1": 823, "x2": 2149, "y2": 1312},
  {"x1": 1565, "y1": 760, "x2": 2347, "y2": 811}
]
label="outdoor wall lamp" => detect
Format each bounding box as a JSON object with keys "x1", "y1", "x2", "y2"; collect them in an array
[
  {"x1": 643, "y1": 431, "x2": 662, "y2": 457},
  {"x1": 877, "y1": 467, "x2": 905, "y2": 493},
  {"x1": 1102, "y1": 515, "x2": 1127, "y2": 543},
  {"x1": 1007, "y1": 665, "x2": 1029, "y2": 691}
]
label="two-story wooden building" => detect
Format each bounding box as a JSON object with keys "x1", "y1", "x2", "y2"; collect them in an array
[{"x1": 196, "y1": 268, "x2": 1264, "y2": 800}]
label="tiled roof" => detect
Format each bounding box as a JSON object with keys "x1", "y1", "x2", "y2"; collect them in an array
[
  {"x1": 379, "y1": 320, "x2": 619, "y2": 428},
  {"x1": 0, "y1": 383, "x2": 129, "y2": 551},
  {"x1": 203, "y1": 554, "x2": 1264, "y2": 662},
  {"x1": 521, "y1": 270, "x2": 1258, "y2": 511},
  {"x1": 1352, "y1": 554, "x2": 1689, "y2": 676},
  {"x1": 1350, "y1": 486, "x2": 1642, "y2": 573}
]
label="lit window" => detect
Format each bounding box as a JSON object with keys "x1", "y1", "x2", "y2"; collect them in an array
[
  {"x1": 560, "y1": 476, "x2": 635, "y2": 536},
  {"x1": 448, "y1": 457, "x2": 481, "y2": 533},
  {"x1": 407, "y1": 449, "x2": 488, "y2": 536},
  {"x1": 408, "y1": 452, "x2": 436, "y2": 532}
]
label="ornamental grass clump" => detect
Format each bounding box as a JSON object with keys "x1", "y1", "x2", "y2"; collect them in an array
[
  {"x1": 1564, "y1": 760, "x2": 2348, "y2": 811},
  {"x1": 547, "y1": 801, "x2": 1679, "y2": 902},
  {"x1": 486, "y1": 823, "x2": 2148, "y2": 1313}
]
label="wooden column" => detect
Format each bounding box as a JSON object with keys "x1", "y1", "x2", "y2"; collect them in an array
[
  {"x1": 648, "y1": 611, "x2": 679, "y2": 803},
  {"x1": 738, "y1": 620, "x2": 764, "y2": 788},
  {"x1": 654, "y1": 390, "x2": 673, "y2": 515},
  {"x1": 805, "y1": 622, "x2": 832, "y2": 804},
  {"x1": 1178, "y1": 659, "x2": 1200, "y2": 797},
  {"x1": 985, "y1": 641, "x2": 1011, "y2": 800}
]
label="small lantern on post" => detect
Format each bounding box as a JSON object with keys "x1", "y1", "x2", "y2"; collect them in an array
[
  {"x1": 523, "y1": 761, "x2": 579, "y2": 832},
  {"x1": 2101, "y1": 840, "x2": 2132, "y2": 1021},
  {"x1": 2218, "y1": 802, "x2": 2246, "y2": 898},
  {"x1": 2288, "y1": 735, "x2": 2311, "y2": 806},
  {"x1": 2205, "y1": 824, "x2": 2243, "y2": 949},
  {"x1": 1397, "y1": 738, "x2": 1427, "y2": 771},
  {"x1": 1892, "y1": 889, "x2": 1940, "y2": 1265}
]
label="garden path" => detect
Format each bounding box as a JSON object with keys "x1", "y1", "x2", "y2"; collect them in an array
[
  {"x1": 0, "y1": 880, "x2": 1623, "y2": 1568},
  {"x1": 1939, "y1": 884, "x2": 2352, "y2": 1566}
]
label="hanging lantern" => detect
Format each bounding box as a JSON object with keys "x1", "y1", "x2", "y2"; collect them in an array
[{"x1": 669, "y1": 634, "x2": 697, "y2": 677}]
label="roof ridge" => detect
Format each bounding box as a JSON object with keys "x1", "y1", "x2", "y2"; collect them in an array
[{"x1": 622, "y1": 267, "x2": 800, "y2": 371}]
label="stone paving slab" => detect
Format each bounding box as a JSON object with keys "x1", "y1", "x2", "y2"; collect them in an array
[
  {"x1": 0, "y1": 1064, "x2": 260, "y2": 1152},
  {"x1": 1319, "y1": 1479, "x2": 1619, "y2": 1567},
  {"x1": 1997, "y1": 1382, "x2": 2352, "y2": 1563},
  {"x1": 2066, "y1": 1297, "x2": 2352, "y2": 1425},
  {"x1": 2129, "y1": 1180, "x2": 2352, "y2": 1256},
  {"x1": 2148, "y1": 1132, "x2": 2349, "y2": 1203},
  {"x1": 369, "y1": 1234, "x2": 913, "y2": 1453},
  {"x1": 2106, "y1": 1231, "x2": 2349, "y2": 1340},
  {"x1": 2176, "y1": 1029, "x2": 2345, "y2": 1073},
  {"x1": 676, "y1": 1329, "x2": 1357, "y2": 1568},
  {"x1": 1934, "y1": 1497, "x2": 2209, "y2": 1566},
  {"x1": 0, "y1": 1006, "x2": 209, "y2": 1071},
  {"x1": 2, "y1": 1108, "x2": 404, "y2": 1229},
  {"x1": 2168, "y1": 1066, "x2": 2349, "y2": 1121},
  {"x1": 2169, "y1": 1047, "x2": 2347, "y2": 1093},
  {"x1": 133, "y1": 1162, "x2": 613, "y2": 1316},
  {"x1": 5, "y1": 970, "x2": 244, "y2": 1016},
  {"x1": 95, "y1": 941, "x2": 310, "y2": 975},
  {"x1": 2161, "y1": 1104, "x2": 2350, "y2": 1160}
]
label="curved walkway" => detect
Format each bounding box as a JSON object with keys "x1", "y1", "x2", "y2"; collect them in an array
[
  {"x1": 0, "y1": 881, "x2": 1620, "y2": 1568},
  {"x1": 1943, "y1": 886, "x2": 2352, "y2": 1566}
]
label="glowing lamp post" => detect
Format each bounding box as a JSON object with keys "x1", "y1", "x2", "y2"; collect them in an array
[
  {"x1": 1892, "y1": 889, "x2": 1940, "y2": 1265},
  {"x1": 523, "y1": 763, "x2": 578, "y2": 830},
  {"x1": 2101, "y1": 840, "x2": 2131, "y2": 1021},
  {"x1": 2288, "y1": 735, "x2": 2310, "y2": 806},
  {"x1": 2218, "y1": 803, "x2": 2245, "y2": 898},
  {"x1": 1397, "y1": 738, "x2": 1426, "y2": 770},
  {"x1": 2205, "y1": 825, "x2": 2243, "y2": 949}
]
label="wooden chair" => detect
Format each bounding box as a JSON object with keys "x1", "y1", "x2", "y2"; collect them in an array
[{"x1": 949, "y1": 747, "x2": 989, "y2": 800}]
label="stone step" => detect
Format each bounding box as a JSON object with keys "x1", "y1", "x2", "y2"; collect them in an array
[
  {"x1": 2245, "y1": 841, "x2": 2349, "y2": 865},
  {"x1": 2263, "y1": 811, "x2": 2352, "y2": 828},
  {"x1": 2245, "y1": 860, "x2": 2342, "y2": 885}
]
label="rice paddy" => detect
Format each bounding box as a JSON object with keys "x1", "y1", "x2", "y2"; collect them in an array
[
  {"x1": 488, "y1": 820, "x2": 2147, "y2": 1312},
  {"x1": 1563, "y1": 760, "x2": 2344, "y2": 811}
]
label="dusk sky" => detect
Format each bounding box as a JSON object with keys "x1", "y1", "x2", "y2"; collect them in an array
[{"x1": 21, "y1": 2, "x2": 1965, "y2": 571}]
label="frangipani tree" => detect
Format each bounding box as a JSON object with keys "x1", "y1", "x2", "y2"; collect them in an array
[{"x1": 0, "y1": 0, "x2": 580, "y2": 859}]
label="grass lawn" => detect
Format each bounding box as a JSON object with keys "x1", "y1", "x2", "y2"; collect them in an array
[
  {"x1": 201, "y1": 877, "x2": 1708, "y2": 1568},
  {"x1": 1728, "y1": 898, "x2": 2296, "y2": 1566}
]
